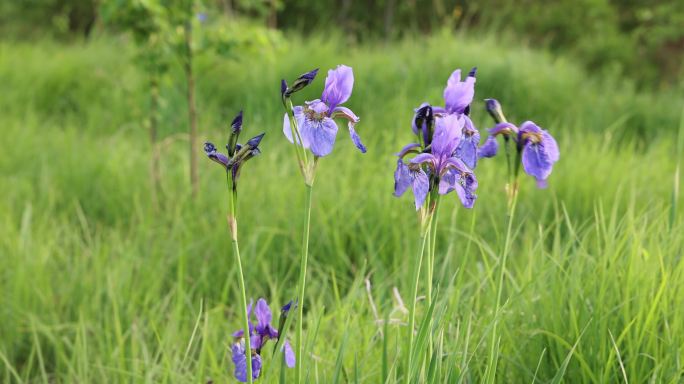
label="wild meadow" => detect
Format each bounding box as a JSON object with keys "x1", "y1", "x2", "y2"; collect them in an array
[{"x1": 1, "y1": 26, "x2": 683, "y2": 383}]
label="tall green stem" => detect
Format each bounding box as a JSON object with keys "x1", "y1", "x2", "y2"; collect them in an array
[
  {"x1": 294, "y1": 183, "x2": 314, "y2": 384},
  {"x1": 228, "y1": 179, "x2": 253, "y2": 384},
  {"x1": 405, "y1": 215, "x2": 431, "y2": 383},
  {"x1": 426, "y1": 198, "x2": 440, "y2": 356},
  {"x1": 485, "y1": 183, "x2": 519, "y2": 383}
]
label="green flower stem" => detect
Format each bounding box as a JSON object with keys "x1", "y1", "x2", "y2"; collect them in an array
[
  {"x1": 405, "y1": 208, "x2": 432, "y2": 383},
  {"x1": 485, "y1": 174, "x2": 520, "y2": 383},
  {"x1": 227, "y1": 176, "x2": 253, "y2": 384},
  {"x1": 294, "y1": 183, "x2": 314, "y2": 384},
  {"x1": 426, "y1": 197, "x2": 441, "y2": 357}
]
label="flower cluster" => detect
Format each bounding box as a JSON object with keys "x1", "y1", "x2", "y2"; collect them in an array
[
  {"x1": 478, "y1": 99, "x2": 560, "y2": 187},
  {"x1": 231, "y1": 299, "x2": 296, "y2": 382},
  {"x1": 282, "y1": 65, "x2": 366, "y2": 157},
  {"x1": 393, "y1": 68, "x2": 480, "y2": 210},
  {"x1": 204, "y1": 111, "x2": 264, "y2": 189}
]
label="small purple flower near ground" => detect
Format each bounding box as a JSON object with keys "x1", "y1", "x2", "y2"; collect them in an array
[
  {"x1": 283, "y1": 65, "x2": 366, "y2": 157},
  {"x1": 230, "y1": 298, "x2": 296, "y2": 382}
]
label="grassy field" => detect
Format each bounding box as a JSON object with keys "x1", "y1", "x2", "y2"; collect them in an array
[{"x1": 1, "y1": 31, "x2": 683, "y2": 382}]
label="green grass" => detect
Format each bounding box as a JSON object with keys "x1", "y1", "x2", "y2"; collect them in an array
[{"x1": 1, "y1": 31, "x2": 683, "y2": 382}]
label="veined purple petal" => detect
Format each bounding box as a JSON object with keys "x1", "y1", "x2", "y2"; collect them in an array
[
  {"x1": 455, "y1": 116, "x2": 480, "y2": 169},
  {"x1": 443, "y1": 69, "x2": 476, "y2": 114},
  {"x1": 321, "y1": 65, "x2": 354, "y2": 110},
  {"x1": 283, "y1": 340, "x2": 296, "y2": 368},
  {"x1": 431, "y1": 114, "x2": 463, "y2": 158},
  {"x1": 522, "y1": 142, "x2": 554, "y2": 181},
  {"x1": 412, "y1": 170, "x2": 430, "y2": 210},
  {"x1": 396, "y1": 143, "x2": 421, "y2": 158},
  {"x1": 393, "y1": 160, "x2": 412, "y2": 197},
  {"x1": 519, "y1": 121, "x2": 542, "y2": 135},
  {"x1": 542, "y1": 131, "x2": 560, "y2": 162},
  {"x1": 478, "y1": 135, "x2": 498, "y2": 158},
  {"x1": 306, "y1": 116, "x2": 339, "y2": 157}
]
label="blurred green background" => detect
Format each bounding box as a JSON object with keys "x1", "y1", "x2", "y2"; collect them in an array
[{"x1": 1, "y1": 1, "x2": 683, "y2": 383}]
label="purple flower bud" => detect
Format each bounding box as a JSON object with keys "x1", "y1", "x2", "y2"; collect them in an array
[
  {"x1": 227, "y1": 110, "x2": 243, "y2": 156},
  {"x1": 246, "y1": 132, "x2": 265, "y2": 149},
  {"x1": 281, "y1": 79, "x2": 288, "y2": 98},
  {"x1": 468, "y1": 67, "x2": 477, "y2": 78},
  {"x1": 485, "y1": 98, "x2": 506, "y2": 124},
  {"x1": 284, "y1": 68, "x2": 319, "y2": 97}
]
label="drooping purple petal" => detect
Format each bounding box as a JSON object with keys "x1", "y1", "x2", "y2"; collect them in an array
[
  {"x1": 443, "y1": 69, "x2": 476, "y2": 114},
  {"x1": 394, "y1": 160, "x2": 412, "y2": 197},
  {"x1": 542, "y1": 131, "x2": 560, "y2": 162},
  {"x1": 412, "y1": 170, "x2": 430, "y2": 210},
  {"x1": 522, "y1": 142, "x2": 555, "y2": 181},
  {"x1": 332, "y1": 106, "x2": 366, "y2": 153},
  {"x1": 478, "y1": 135, "x2": 498, "y2": 158},
  {"x1": 431, "y1": 114, "x2": 463, "y2": 158},
  {"x1": 454, "y1": 116, "x2": 480, "y2": 169},
  {"x1": 321, "y1": 65, "x2": 354, "y2": 111},
  {"x1": 283, "y1": 340, "x2": 296, "y2": 368},
  {"x1": 305, "y1": 116, "x2": 339, "y2": 157},
  {"x1": 204, "y1": 142, "x2": 230, "y2": 168},
  {"x1": 231, "y1": 341, "x2": 262, "y2": 383}
]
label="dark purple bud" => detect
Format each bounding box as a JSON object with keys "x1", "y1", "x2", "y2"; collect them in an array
[
  {"x1": 485, "y1": 98, "x2": 506, "y2": 124},
  {"x1": 276, "y1": 299, "x2": 297, "y2": 341},
  {"x1": 468, "y1": 67, "x2": 477, "y2": 78},
  {"x1": 227, "y1": 110, "x2": 243, "y2": 157},
  {"x1": 246, "y1": 132, "x2": 265, "y2": 149},
  {"x1": 281, "y1": 79, "x2": 288, "y2": 97},
  {"x1": 285, "y1": 68, "x2": 319, "y2": 97},
  {"x1": 414, "y1": 104, "x2": 434, "y2": 147}
]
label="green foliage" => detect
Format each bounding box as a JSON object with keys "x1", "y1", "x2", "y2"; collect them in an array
[{"x1": 0, "y1": 33, "x2": 683, "y2": 382}]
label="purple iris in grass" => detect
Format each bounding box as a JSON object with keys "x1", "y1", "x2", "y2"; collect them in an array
[
  {"x1": 283, "y1": 65, "x2": 366, "y2": 157},
  {"x1": 231, "y1": 299, "x2": 296, "y2": 382},
  {"x1": 394, "y1": 113, "x2": 478, "y2": 209},
  {"x1": 433, "y1": 67, "x2": 480, "y2": 169},
  {"x1": 394, "y1": 68, "x2": 480, "y2": 210},
  {"x1": 477, "y1": 99, "x2": 560, "y2": 187}
]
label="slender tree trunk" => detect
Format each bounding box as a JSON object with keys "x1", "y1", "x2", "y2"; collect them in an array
[
  {"x1": 267, "y1": 0, "x2": 277, "y2": 28},
  {"x1": 184, "y1": 21, "x2": 199, "y2": 199},
  {"x1": 149, "y1": 71, "x2": 161, "y2": 208},
  {"x1": 384, "y1": 0, "x2": 395, "y2": 41}
]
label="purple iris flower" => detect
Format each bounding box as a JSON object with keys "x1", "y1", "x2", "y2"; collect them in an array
[
  {"x1": 283, "y1": 65, "x2": 366, "y2": 157},
  {"x1": 394, "y1": 68, "x2": 480, "y2": 210},
  {"x1": 394, "y1": 114, "x2": 478, "y2": 209},
  {"x1": 477, "y1": 99, "x2": 560, "y2": 187},
  {"x1": 231, "y1": 298, "x2": 295, "y2": 382},
  {"x1": 232, "y1": 341, "x2": 262, "y2": 383},
  {"x1": 518, "y1": 121, "x2": 559, "y2": 187}
]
